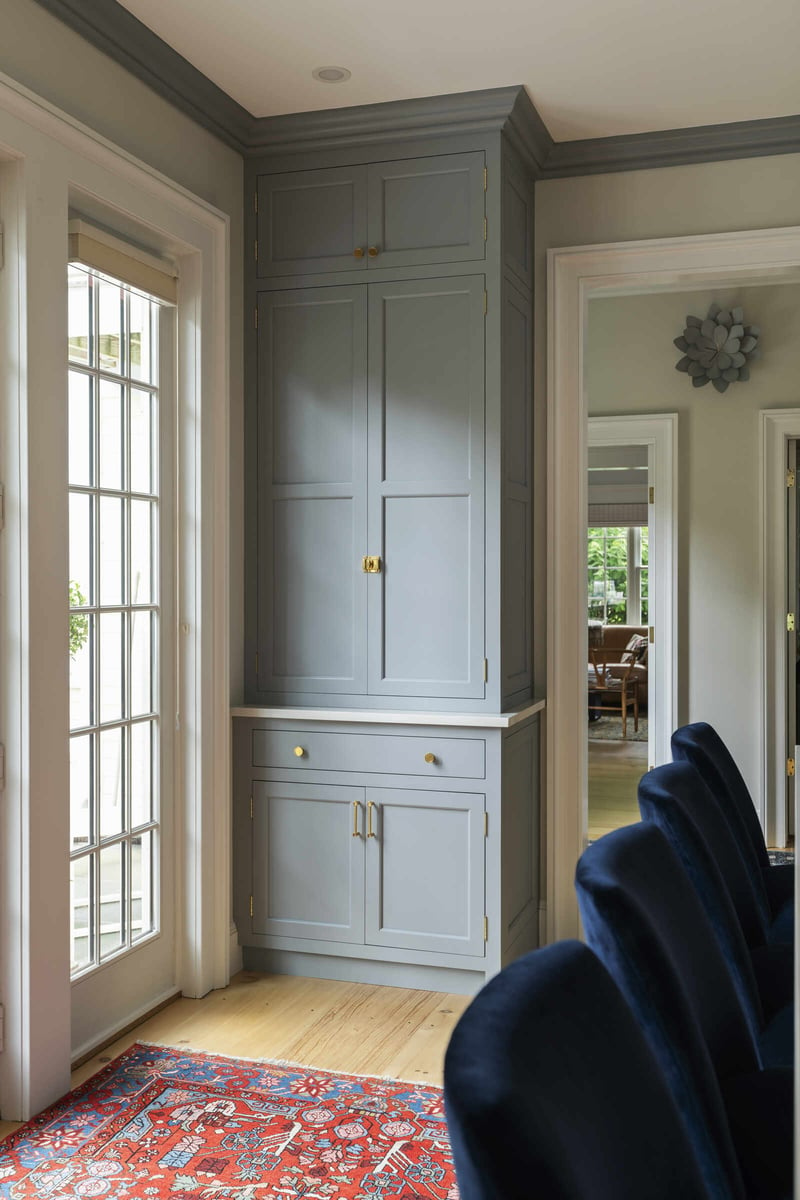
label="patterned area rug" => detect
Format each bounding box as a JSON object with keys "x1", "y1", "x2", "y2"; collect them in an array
[
  {"x1": 588, "y1": 715, "x2": 648, "y2": 744},
  {"x1": 0, "y1": 1043, "x2": 457, "y2": 1199}
]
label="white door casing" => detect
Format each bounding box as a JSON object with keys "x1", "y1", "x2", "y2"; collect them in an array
[
  {"x1": 587, "y1": 414, "x2": 678, "y2": 779},
  {"x1": 0, "y1": 71, "x2": 230, "y2": 1119},
  {"x1": 548, "y1": 226, "x2": 800, "y2": 942}
]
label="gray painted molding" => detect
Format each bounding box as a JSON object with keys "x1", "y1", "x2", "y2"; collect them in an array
[
  {"x1": 32, "y1": 0, "x2": 255, "y2": 151},
  {"x1": 542, "y1": 111, "x2": 800, "y2": 178},
  {"x1": 32, "y1": 0, "x2": 800, "y2": 177}
]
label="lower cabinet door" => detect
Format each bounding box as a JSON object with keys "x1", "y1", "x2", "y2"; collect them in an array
[
  {"x1": 364, "y1": 788, "x2": 485, "y2": 956},
  {"x1": 252, "y1": 781, "x2": 365, "y2": 942}
]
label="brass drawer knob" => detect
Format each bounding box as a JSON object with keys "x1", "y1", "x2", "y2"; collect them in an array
[
  {"x1": 368, "y1": 246, "x2": 379, "y2": 257},
  {"x1": 293, "y1": 745, "x2": 305, "y2": 758},
  {"x1": 424, "y1": 752, "x2": 437, "y2": 765},
  {"x1": 353, "y1": 247, "x2": 364, "y2": 258}
]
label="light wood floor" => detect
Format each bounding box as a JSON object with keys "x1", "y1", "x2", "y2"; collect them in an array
[
  {"x1": 0, "y1": 971, "x2": 471, "y2": 1139},
  {"x1": 588, "y1": 737, "x2": 648, "y2": 840}
]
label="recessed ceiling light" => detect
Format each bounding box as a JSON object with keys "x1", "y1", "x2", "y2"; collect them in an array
[{"x1": 312, "y1": 66, "x2": 351, "y2": 83}]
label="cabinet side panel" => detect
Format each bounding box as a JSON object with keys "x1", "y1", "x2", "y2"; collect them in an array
[
  {"x1": 501, "y1": 279, "x2": 533, "y2": 702},
  {"x1": 501, "y1": 156, "x2": 533, "y2": 291},
  {"x1": 501, "y1": 720, "x2": 540, "y2": 960}
]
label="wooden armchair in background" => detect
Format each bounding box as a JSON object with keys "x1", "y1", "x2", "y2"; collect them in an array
[{"x1": 588, "y1": 648, "x2": 640, "y2": 737}]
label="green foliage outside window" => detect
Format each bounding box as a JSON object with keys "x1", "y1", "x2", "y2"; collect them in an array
[
  {"x1": 69, "y1": 580, "x2": 89, "y2": 659},
  {"x1": 588, "y1": 526, "x2": 649, "y2": 625}
]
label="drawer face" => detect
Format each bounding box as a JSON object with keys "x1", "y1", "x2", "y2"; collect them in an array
[{"x1": 252, "y1": 728, "x2": 485, "y2": 779}]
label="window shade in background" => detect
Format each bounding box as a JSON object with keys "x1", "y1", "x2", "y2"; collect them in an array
[
  {"x1": 68, "y1": 219, "x2": 178, "y2": 304},
  {"x1": 588, "y1": 502, "x2": 649, "y2": 527}
]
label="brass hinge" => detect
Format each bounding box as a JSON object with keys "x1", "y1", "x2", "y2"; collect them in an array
[
  {"x1": 648, "y1": 626, "x2": 655, "y2": 644},
  {"x1": 483, "y1": 916, "x2": 488, "y2": 942},
  {"x1": 483, "y1": 658, "x2": 488, "y2": 682},
  {"x1": 788, "y1": 613, "x2": 796, "y2": 632},
  {"x1": 788, "y1": 468, "x2": 795, "y2": 488},
  {"x1": 483, "y1": 166, "x2": 487, "y2": 192},
  {"x1": 362, "y1": 555, "x2": 382, "y2": 573},
  {"x1": 483, "y1": 216, "x2": 487, "y2": 241},
  {"x1": 483, "y1": 291, "x2": 487, "y2": 315},
  {"x1": 250, "y1": 794, "x2": 254, "y2": 820},
  {"x1": 483, "y1": 811, "x2": 488, "y2": 837},
  {"x1": 788, "y1": 758, "x2": 795, "y2": 778},
  {"x1": 648, "y1": 485, "x2": 655, "y2": 504},
  {"x1": 254, "y1": 239, "x2": 258, "y2": 261},
  {"x1": 249, "y1": 895, "x2": 254, "y2": 918}
]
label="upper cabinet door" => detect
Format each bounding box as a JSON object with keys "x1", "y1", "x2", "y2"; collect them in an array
[
  {"x1": 257, "y1": 166, "x2": 368, "y2": 277},
  {"x1": 366, "y1": 152, "x2": 486, "y2": 271},
  {"x1": 257, "y1": 286, "x2": 369, "y2": 695},
  {"x1": 366, "y1": 276, "x2": 486, "y2": 700}
]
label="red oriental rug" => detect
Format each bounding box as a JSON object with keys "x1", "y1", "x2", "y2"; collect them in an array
[{"x1": 0, "y1": 1043, "x2": 458, "y2": 1198}]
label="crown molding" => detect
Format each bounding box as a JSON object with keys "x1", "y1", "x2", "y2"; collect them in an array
[
  {"x1": 541, "y1": 111, "x2": 800, "y2": 178},
  {"x1": 240, "y1": 85, "x2": 551, "y2": 166},
  {"x1": 30, "y1": 0, "x2": 800, "y2": 178}
]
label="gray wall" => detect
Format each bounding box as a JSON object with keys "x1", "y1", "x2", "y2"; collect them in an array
[
  {"x1": 1, "y1": 0, "x2": 245, "y2": 699},
  {"x1": 587, "y1": 281, "x2": 800, "y2": 799}
]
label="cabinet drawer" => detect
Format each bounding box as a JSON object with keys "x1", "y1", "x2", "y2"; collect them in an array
[{"x1": 252, "y1": 729, "x2": 485, "y2": 779}]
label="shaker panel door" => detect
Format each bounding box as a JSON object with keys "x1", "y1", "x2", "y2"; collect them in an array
[
  {"x1": 258, "y1": 287, "x2": 368, "y2": 694},
  {"x1": 367, "y1": 277, "x2": 485, "y2": 698},
  {"x1": 364, "y1": 788, "x2": 485, "y2": 956},
  {"x1": 252, "y1": 782, "x2": 365, "y2": 942},
  {"x1": 366, "y1": 153, "x2": 485, "y2": 271},
  {"x1": 257, "y1": 166, "x2": 368, "y2": 276}
]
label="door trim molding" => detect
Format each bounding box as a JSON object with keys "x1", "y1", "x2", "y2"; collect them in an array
[
  {"x1": 759, "y1": 409, "x2": 800, "y2": 847},
  {"x1": 588, "y1": 414, "x2": 678, "y2": 772},
  {"x1": 547, "y1": 225, "x2": 800, "y2": 942},
  {"x1": 0, "y1": 69, "x2": 230, "y2": 1118}
]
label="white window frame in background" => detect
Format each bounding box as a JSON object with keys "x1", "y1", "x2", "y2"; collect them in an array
[{"x1": 0, "y1": 71, "x2": 230, "y2": 1121}]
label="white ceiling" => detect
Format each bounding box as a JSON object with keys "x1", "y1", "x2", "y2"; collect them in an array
[{"x1": 118, "y1": 0, "x2": 800, "y2": 142}]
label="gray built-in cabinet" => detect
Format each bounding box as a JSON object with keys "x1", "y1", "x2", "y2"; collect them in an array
[{"x1": 236, "y1": 88, "x2": 542, "y2": 993}]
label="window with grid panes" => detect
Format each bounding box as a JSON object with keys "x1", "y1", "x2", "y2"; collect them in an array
[{"x1": 68, "y1": 265, "x2": 161, "y2": 976}]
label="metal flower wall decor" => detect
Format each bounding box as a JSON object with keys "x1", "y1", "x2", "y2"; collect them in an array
[{"x1": 674, "y1": 304, "x2": 761, "y2": 393}]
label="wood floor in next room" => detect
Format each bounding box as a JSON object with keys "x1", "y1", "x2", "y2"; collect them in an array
[
  {"x1": 0, "y1": 973, "x2": 472, "y2": 1140},
  {"x1": 588, "y1": 737, "x2": 647, "y2": 840}
]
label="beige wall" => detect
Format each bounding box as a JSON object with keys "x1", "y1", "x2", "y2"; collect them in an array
[
  {"x1": 533, "y1": 154, "x2": 800, "y2": 697},
  {"x1": 586, "y1": 282, "x2": 800, "y2": 800},
  {"x1": 1, "y1": 0, "x2": 245, "y2": 698}
]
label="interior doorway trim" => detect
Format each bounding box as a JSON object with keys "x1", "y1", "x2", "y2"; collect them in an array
[
  {"x1": 547, "y1": 225, "x2": 800, "y2": 942},
  {"x1": 760, "y1": 409, "x2": 800, "y2": 848},
  {"x1": 588, "y1": 414, "x2": 678, "y2": 774}
]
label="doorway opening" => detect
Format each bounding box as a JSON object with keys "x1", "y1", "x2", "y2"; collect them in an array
[{"x1": 586, "y1": 444, "x2": 650, "y2": 839}]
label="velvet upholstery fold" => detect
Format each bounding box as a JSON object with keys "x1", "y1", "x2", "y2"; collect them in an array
[{"x1": 444, "y1": 940, "x2": 722, "y2": 1200}]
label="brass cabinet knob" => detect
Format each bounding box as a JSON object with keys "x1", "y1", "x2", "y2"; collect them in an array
[
  {"x1": 424, "y1": 752, "x2": 437, "y2": 764},
  {"x1": 353, "y1": 247, "x2": 365, "y2": 258},
  {"x1": 293, "y1": 745, "x2": 305, "y2": 758},
  {"x1": 368, "y1": 246, "x2": 379, "y2": 257}
]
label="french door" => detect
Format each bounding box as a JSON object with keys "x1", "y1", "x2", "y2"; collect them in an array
[{"x1": 67, "y1": 265, "x2": 176, "y2": 1057}]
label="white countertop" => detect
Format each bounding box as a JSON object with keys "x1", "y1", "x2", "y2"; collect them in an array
[{"x1": 230, "y1": 699, "x2": 546, "y2": 729}]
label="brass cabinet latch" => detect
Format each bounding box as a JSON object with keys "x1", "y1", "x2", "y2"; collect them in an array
[
  {"x1": 362, "y1": 555, "x2": 382, "y2": 573},
  {"x1": 788, "y1": 758, "x2": 795, "y2": 778},
  {"x1": 788, "y1": 613, "x2": 796, "y2": 632}
]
